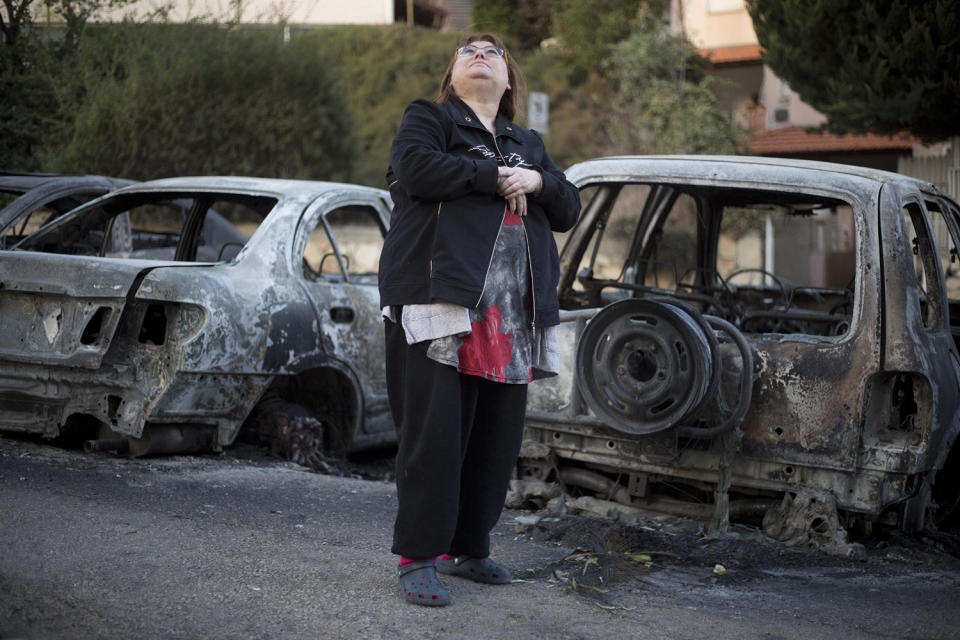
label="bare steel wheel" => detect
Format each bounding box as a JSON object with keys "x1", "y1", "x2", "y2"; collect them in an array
[{"x1": 576, "y1": 298, "x2": 718, "y2": 435}]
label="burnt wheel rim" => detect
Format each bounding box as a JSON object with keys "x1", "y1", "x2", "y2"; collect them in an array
[{"x1": 576, "y1": 299, "x2": 715, "y2": 435}]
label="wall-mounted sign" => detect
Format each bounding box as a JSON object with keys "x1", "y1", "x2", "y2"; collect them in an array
[{"x1": 528, "y1": 91, "x2": 549, "y2": 134}]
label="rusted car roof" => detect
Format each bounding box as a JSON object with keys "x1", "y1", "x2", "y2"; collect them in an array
[{"x1": 564, "y1": 154, "x2": 940, "y2": 193}]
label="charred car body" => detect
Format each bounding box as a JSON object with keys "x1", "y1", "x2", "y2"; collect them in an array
[
  {"x1": 522, "y1": 156, "x2": 960, "y2": 536},
  {"x1": 0, "y1": 178, "x2": 393, "y2": 460},
  {"x1": 1, "y1": 173, "x2": 134, "y2": 249}
]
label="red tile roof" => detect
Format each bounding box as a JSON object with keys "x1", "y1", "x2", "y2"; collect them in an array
[
  {"x1": 699, "y1": 44, "x2": 763, "y2": 64},
  {"x1": 748, "y1": 126, "x2": 918, "y2": 154}
]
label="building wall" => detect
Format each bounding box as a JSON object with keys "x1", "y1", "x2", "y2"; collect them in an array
[
  {"x1": 95, "y1": 0, "x2": 395, "y2": 25},
  {"x1": 678, "y1": 0, "x2": 756, "y2": 49},
  {"x1": 673, "y1": 0, "x2": 830, "y2": 133},
  {"x1": 432, "y1": 0, "x2": 472, "y2": 31},
  {"x1": 759, "y1": 67, "x2": 827, "y2": 130},
  {"x1": 899, "y1": 153, "x2": 960, "y2": 199}
]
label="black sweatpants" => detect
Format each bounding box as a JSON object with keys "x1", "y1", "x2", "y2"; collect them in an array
[{"x1": 385, "y1": 317, "x2": 528, "y2": 559}]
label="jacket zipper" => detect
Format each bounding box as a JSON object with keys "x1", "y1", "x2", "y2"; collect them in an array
[
  {"x1": 475, "y1": 128, "x2": 508, "y2": 308},
  {"x1": 521, "y1": 220, "x2": 536, "y2": 339},
  {"x1": 475, "y1": 220, "x2": 504, "y2": 307},
  {"x1": 484, "y1": 127, "x2": 536, "y2": 337}
]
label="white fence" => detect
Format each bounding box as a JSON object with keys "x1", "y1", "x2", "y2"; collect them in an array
[
  {"x1": 898, "y1": 156, "x2": 957, "y2": 198},
  {"x1": 898, "y1": 139, "x2": 960, "y2": 201}
]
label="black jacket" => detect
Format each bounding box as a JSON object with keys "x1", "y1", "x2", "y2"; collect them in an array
[{"x1": 378, "y1": 98, "x2": 581, "y2": 328}]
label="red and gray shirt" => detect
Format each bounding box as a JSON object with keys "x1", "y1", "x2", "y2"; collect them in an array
[{"x1": 388, "y1": 207, "x2": 559, "y2": 384}]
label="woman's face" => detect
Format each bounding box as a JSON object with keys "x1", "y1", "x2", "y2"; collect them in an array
[{"x1": 450, "y1": 41, "x2": 509, "y2": 99}]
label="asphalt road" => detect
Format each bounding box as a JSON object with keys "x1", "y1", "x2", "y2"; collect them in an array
[{"x1": 1, "y1": 435, "x2": 959, "y2": 640}]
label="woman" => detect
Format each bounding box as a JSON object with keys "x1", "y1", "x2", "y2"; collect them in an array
[{"x1": 379, "y1": 33, "x2": 580, "y2": 607}]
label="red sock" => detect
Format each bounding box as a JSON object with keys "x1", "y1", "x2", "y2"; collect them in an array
[
  {"x1": 438, "y1": 554, "x2": 456, "y2": 561},
  {"x1": 398, "y1": 556, "x2": 435, "y2": 568}
]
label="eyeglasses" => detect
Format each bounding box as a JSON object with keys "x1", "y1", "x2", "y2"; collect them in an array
[{"x1": 456, "y1": 45, "x2": 506, "y2": 59}]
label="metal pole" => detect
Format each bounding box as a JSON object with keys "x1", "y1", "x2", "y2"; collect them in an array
[{"x1": 678, "y1": 0, "x2": 687, "y2": 153}]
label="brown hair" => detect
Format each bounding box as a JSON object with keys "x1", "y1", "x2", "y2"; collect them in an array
[{"x1": 436, "y1": 33, "x2": 526, "y2": 122}]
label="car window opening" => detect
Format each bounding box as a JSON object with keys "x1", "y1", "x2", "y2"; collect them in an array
[
  {"x1": 901, "y1": 201, "x2": 943, "y2": 331},
  {"x1": 14, "y1": 192, "x2": 277, "y2": 263},
  {"x1": 565, "y1": 183, "x2": 856, "y2": 338},
  {"x1": 302, "y1": 204, "x2": 386, "y2": 285}
]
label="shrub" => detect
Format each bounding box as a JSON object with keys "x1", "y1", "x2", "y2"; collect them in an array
[
  {"x1": 0, "y1": 46, "x2": 57, "y2": 171},
  {"x1": 43, "y1": 23, "x2": 354, "y2": 181},
  {"x1": 302, "y1": 25, "x2": 460, "y2": 187}
]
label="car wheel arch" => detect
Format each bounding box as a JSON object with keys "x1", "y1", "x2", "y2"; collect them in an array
[{"x1": 257, "y1": 361, "x2": 363, "y2": 453}]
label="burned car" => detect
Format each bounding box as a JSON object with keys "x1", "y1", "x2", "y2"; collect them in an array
[
  {"x1": 1, "y1": 173, "x2": 134, "y2": 249},
  {"x1": 521, "y1": 156, "x2": 960, "y2": 540},
  {"x1": 0, "y1": 177, "x2": 393, "y2": 462}
]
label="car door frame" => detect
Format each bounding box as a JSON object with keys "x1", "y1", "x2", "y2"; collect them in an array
[{"x1": 293, "y1": 188, "x2": 393, "y2": 441}]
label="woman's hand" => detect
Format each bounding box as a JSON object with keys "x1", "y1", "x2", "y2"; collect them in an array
[
  {"x1": 506, "y1": 194, "x2": 527, "y2": 217},
  {"x1": 497, "y1": 167, "x2": 542, "y2": 216}
]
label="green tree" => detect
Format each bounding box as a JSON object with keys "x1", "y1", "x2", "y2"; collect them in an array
[
  {"x1": 1, "y1": 0, "x2": 33, "y2": 51},
  {"x1": 1, "y1": 1, "x2": 132, "y2": 54},
  {"x1": 523, "y1": 21, "x2": 739, "y2": 165},
  {"x1": 0, "y1": 46, "x2": 52, "y2": 170},
  {"x1": 604, "y1": 28, "x2": 739, "y2": 154},
  {"x1": 43, "y1": 0, "x2": 135, "y2": 51},
  {"x1": 552, "y1": 0, "x2": 665, "y2": 76},
  {"x1": 471, "y1": 0, "x2": 553, "y2": 51},
  {"x1": 522, "y1": 46, "x2": 614, "y2": 167},
  {"x1": 2, "y1": 1, "x2": 55, "y2": 170},
  {"x1": 305, "y1": 25, "x2": 459, "y2": 186},
  {"x1": 747, "y1": 0, "x2": 960, "y2": 140},
  {"x1": 1, "y1": 0, "x2": 134, "y2": 170}
]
